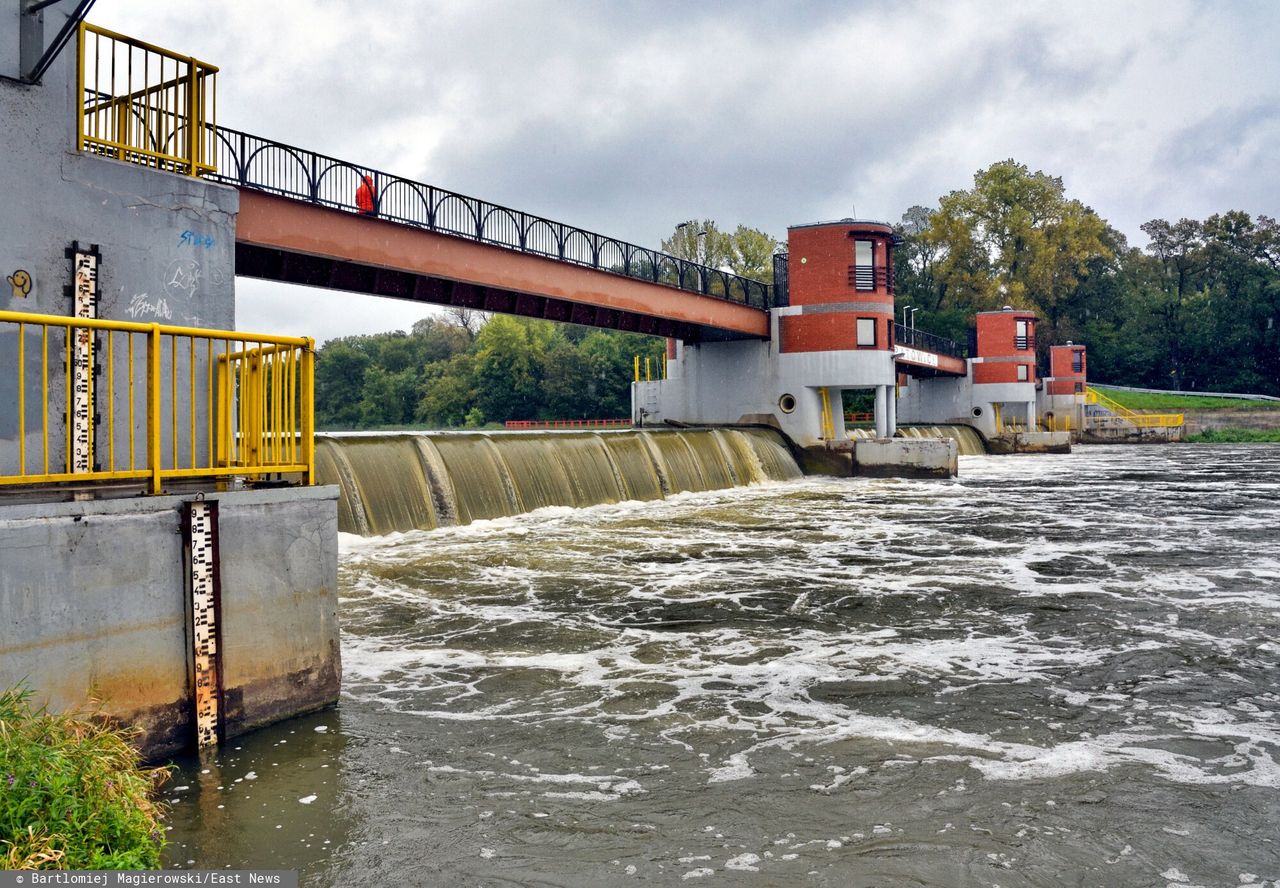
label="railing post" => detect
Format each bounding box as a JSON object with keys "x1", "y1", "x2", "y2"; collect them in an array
[
  {"x1": 186, "y1": 59, "x2": 198, "y2": 176},
  {"x1": 301, "y1": 340, "x2": 315, "y2": 486},
  {"x1": 147, "y1": 324, "x2": 162, "y2": 494}
]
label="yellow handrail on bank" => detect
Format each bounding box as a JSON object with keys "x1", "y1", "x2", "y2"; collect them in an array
[
  {"x1": 1085, "y1": 387, "x2": 1184, "y2": 429},
  {"x1": 0, "y1": 310, "x2": 313, "y2": 494},
  {"x1": 78, "y1": 23, "x2": 218, "y2": 177}
]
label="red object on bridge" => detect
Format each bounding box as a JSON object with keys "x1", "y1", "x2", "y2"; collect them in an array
[
  {"x1": 355, "y1": 175, "x2": 376, "y2": 215},
  {"x1": 504, "y1": 419, "x2": 632, "y2": 430}
]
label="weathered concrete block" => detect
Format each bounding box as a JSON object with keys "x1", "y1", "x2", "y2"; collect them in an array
[
  {"x1": 854, "y1": 438, "x2": 957, "y2": 478},
  {"x1": 0, "y1": 486, "x2": 339, "y2": 760},
  {"x1": 797, "y1": 444, "x2": 854, "y2": 476},
  {"x1": 988, "y1": 431, "x2": 1072, "y2": 454}
]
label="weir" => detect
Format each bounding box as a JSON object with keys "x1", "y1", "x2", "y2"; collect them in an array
[
  {"x1": 0, "y1": 7, "x2": 1099, "y2": 762},
  {"x1": 849, "y1": 424, "x2": 988, "y2": 456},
  {"x1": 317, "y1": 428, "x2": 802, "y2": 536}
]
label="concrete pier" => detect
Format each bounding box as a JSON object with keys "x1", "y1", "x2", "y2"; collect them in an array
[{"x1": 0, "y1": 487, "x2": 340, "y2": 758}]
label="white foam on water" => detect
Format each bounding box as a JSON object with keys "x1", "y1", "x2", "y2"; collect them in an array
[{"x1": 335, "y1": 445, "x2": 1280, "y2": 807}]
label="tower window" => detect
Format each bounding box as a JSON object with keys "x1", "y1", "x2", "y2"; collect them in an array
[
  {"x1": 856, "y1": 317, "x2": 876, "y2": 347},
  {"x1": 854, "y1": 240, "x2": 874, "y2": 290},
  {"x1": 1015, "y1": 319, "x2": 1031, "y2": 350}
]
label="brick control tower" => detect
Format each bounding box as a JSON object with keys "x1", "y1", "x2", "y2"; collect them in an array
[
  {"x1": 1042, "y1": 342, "x2": 1088, "y2": 432},
  {"x1": 779, "y1": 220, "x2": 899, "y2": 437}
]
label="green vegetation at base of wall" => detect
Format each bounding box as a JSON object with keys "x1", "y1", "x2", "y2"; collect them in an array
[
  {"x1": 0, "y1": 686, "x2": 168, "y2": 870},
  {"x1": 1093, "y1": 388, "x2": 1280, "y2": 412},
  {"x1": 1183, "y1": 428, "x2": 1280, "y2": 444}
]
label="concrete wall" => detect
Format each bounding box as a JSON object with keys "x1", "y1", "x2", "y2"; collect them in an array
[
  {"x1": 0, "y1": 487, "x2": 340, "y2": 759},
  {"x1": 898, "y1": 372, "x2": 1040, "y2": 440},
  {"x1": 635, "y1": 314, "x2": 897, "y2": 448},
  {"x1": 0, "y1": 8, "x2": 238, "y2": 474}
]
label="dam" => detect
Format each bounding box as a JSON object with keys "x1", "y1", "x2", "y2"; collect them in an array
[
  {"x1": 1, "y1": 5, "x2": 1143, "y2": 763},
  {"x1": 317, "y1": 428, "x2": 801, "y2": 535}
]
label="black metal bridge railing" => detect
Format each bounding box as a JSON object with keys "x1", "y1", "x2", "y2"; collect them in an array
[
  {"x1": 208, "y1": 127, "x2": 775, "y2": 310},
  {"x1": 894, "y1": 323, "x2": 964, "y2": 358}
]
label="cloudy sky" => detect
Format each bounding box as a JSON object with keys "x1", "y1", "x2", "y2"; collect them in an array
[{"x1": 93, "y1": 0, "x2": 1280, "y2": 343}]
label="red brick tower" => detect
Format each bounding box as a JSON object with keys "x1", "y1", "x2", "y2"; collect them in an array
[{"x1": 781, "y1": 220, "x2": 896, "y2": 354}]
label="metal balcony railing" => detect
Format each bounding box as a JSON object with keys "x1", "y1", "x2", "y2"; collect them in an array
[
  {"x1": 0, "y1": 311, "x2": 314, "y2": 494},
  {"x1": 207, "y1": 128, "x2": 778, "y2": 310},
  {"x1": 78, "y1": 23, "x2": 218, "y2": 177},
  {"x1": 1015, "y1": 335, "x2": 1035, "y2": 350},
  {"x1": 848, "y1": 265, "x2": 894, "y2": 293},
  {"x1": 893, "y1": 323, "x2": 964, "y2": 358}
]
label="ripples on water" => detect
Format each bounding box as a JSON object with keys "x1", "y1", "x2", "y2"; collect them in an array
[{"x1": 165, "y1": 445, "x2": 1280, "y2": 886}]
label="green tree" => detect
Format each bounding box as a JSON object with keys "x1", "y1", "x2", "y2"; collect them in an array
[
  {"x1": 471, "y1": 315, "x2": 544, "y2": 423},
  {"x1": 314, "y1": 339, "x2": 372, "y2": 428},
  {"x1": 661, "y1": 219, "x2": 733, "y2": 268},
  {"x1": 924, "y1": 160, "x2": 1112, "y2": 347},
  {"x1": 727, "y1": 225, "x2": 780, "y2": 280}
]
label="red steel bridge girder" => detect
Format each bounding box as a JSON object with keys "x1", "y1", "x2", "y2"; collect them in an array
[{"x1": 235, "y1": 191, "x2": 770, "y2": 342}]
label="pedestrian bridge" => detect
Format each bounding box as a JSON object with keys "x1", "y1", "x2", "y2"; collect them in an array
[{"x1": 215, "y1": 127, "x2": 772, "y2": 343}]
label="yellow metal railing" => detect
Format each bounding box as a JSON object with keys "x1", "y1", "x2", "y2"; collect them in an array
[
  {"x1": 78, "y1": 23, "x2": 218, "y2": 177},
  {"x1": 632, "y1": 354, "x2": 667, "y2": 382},
  {"x1": 1085, "y1": 387, "x2": 1184, "y2": 429},
  {"x1": 0, "y1": 311, "x2": 314, "y2": 494},
  {"x1": 819, "y1": 387, "x2": 837, "y2": 440}
]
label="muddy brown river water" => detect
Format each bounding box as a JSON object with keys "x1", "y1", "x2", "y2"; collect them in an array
[{"x1": 163, "y1": 445, "x2": 1280, "y2": 887}]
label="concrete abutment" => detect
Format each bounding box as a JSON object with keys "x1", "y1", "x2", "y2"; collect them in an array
[{"x1": 0, "y1": 487, "x2": 340, "y2": 759}]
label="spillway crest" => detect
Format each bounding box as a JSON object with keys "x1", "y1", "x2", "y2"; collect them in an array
[
  {"x1": 316, "y1": 428, "x2": 803, "y2": 535},
  {"x1": 849, "y1": 424, "x2": 988, "y2": 456}
]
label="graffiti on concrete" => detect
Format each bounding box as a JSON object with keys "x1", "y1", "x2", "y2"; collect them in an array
[
  {"x1": 5, "y1": 270, "x2": 32, "y2": 299},
  {"x1": 125, "y1": 292, "x2": 173, "y2": 320},
  {"x1": 163, "y1": 258, "x2": 202, "y2": 300},
  {"x1": 179, "y1": 230, "x2": 216, "y2": 249}
]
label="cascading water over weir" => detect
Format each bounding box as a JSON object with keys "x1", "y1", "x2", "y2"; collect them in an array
[
  {"x1": 316, "y1": 428, "x2": 803, "y2": 535},
  {"x1": 847, "y1": 425, "x2": 988, "y2": 456}
]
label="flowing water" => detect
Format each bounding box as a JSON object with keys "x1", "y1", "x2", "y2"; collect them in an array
[
  {"x1": 163, "y1": 445, "x2": 1280, "y2": 887},
  {"x1": 849, "y1": 425, "x2": 989, "y2": 456},
  {"x1": 316, "y1": 428, "x2": 803, "y2": 535}
]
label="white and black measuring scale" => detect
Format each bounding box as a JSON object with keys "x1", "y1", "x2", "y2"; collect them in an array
[
  {"x1": 66, "y1": 242, "x2": 98, "y2": 477},
  {"x1": 67, "y1": 244, "x2": 225, "y2": 748}
]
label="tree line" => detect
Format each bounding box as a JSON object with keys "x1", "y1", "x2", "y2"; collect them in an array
[
  {"x1": 315, "y1": 308, "x2": 665, "y2": 429},
  {"x1": 315, "y1": 160, "x2": 1279, "y2": 430},
  {"x1": 893, "y1": 160, "x2": 1280, "y2": 394}
]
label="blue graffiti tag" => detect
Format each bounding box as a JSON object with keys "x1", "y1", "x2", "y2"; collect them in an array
[{"x1": 179, "y1": 230, "x2": 216, "y2": 249}]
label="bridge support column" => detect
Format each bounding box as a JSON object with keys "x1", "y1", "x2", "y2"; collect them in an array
[
  {"x1": 1026, "y1": 401, "x2": 1036, "y2": 431},
  {"x1": 874, "y1": 386, "x2": 888, "y2": 438},
  {"x1": 887, "y1": 385, "x2": 898, "y2": 438}
]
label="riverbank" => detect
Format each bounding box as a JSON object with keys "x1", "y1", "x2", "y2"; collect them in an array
[
  {"x1": 1183, "y1": 427, "x2": 1280, "y2": 443},
  {"x1": 0, "y1": 686, "x2": 168, "y2": 869}
]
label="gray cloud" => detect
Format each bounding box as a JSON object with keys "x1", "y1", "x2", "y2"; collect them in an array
[{"x1": 89, "y1": 0, "x2": 1280, "y2": 341}]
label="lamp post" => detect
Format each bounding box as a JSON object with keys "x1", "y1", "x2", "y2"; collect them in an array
[
  {"x1": 901, "y1": 304, "x2": 912, "y2": 326},
  {"x1": 676, "y1": 221, "x2": 708, "y2": 265},
  {"x1": 909, "y1": 307, "x2": 919, "y2": 330}
]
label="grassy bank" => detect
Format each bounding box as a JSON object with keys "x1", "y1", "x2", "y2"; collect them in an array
[
  {"x1": 0, "y1": 687, "x2": 168, "y2": 870},
  {"x1": 1183, "y1": 428, "x2": 1280, "y2": 444},
  {"x1": 1093, "y1": 387, "x2": 1280, "y2": 412}
]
